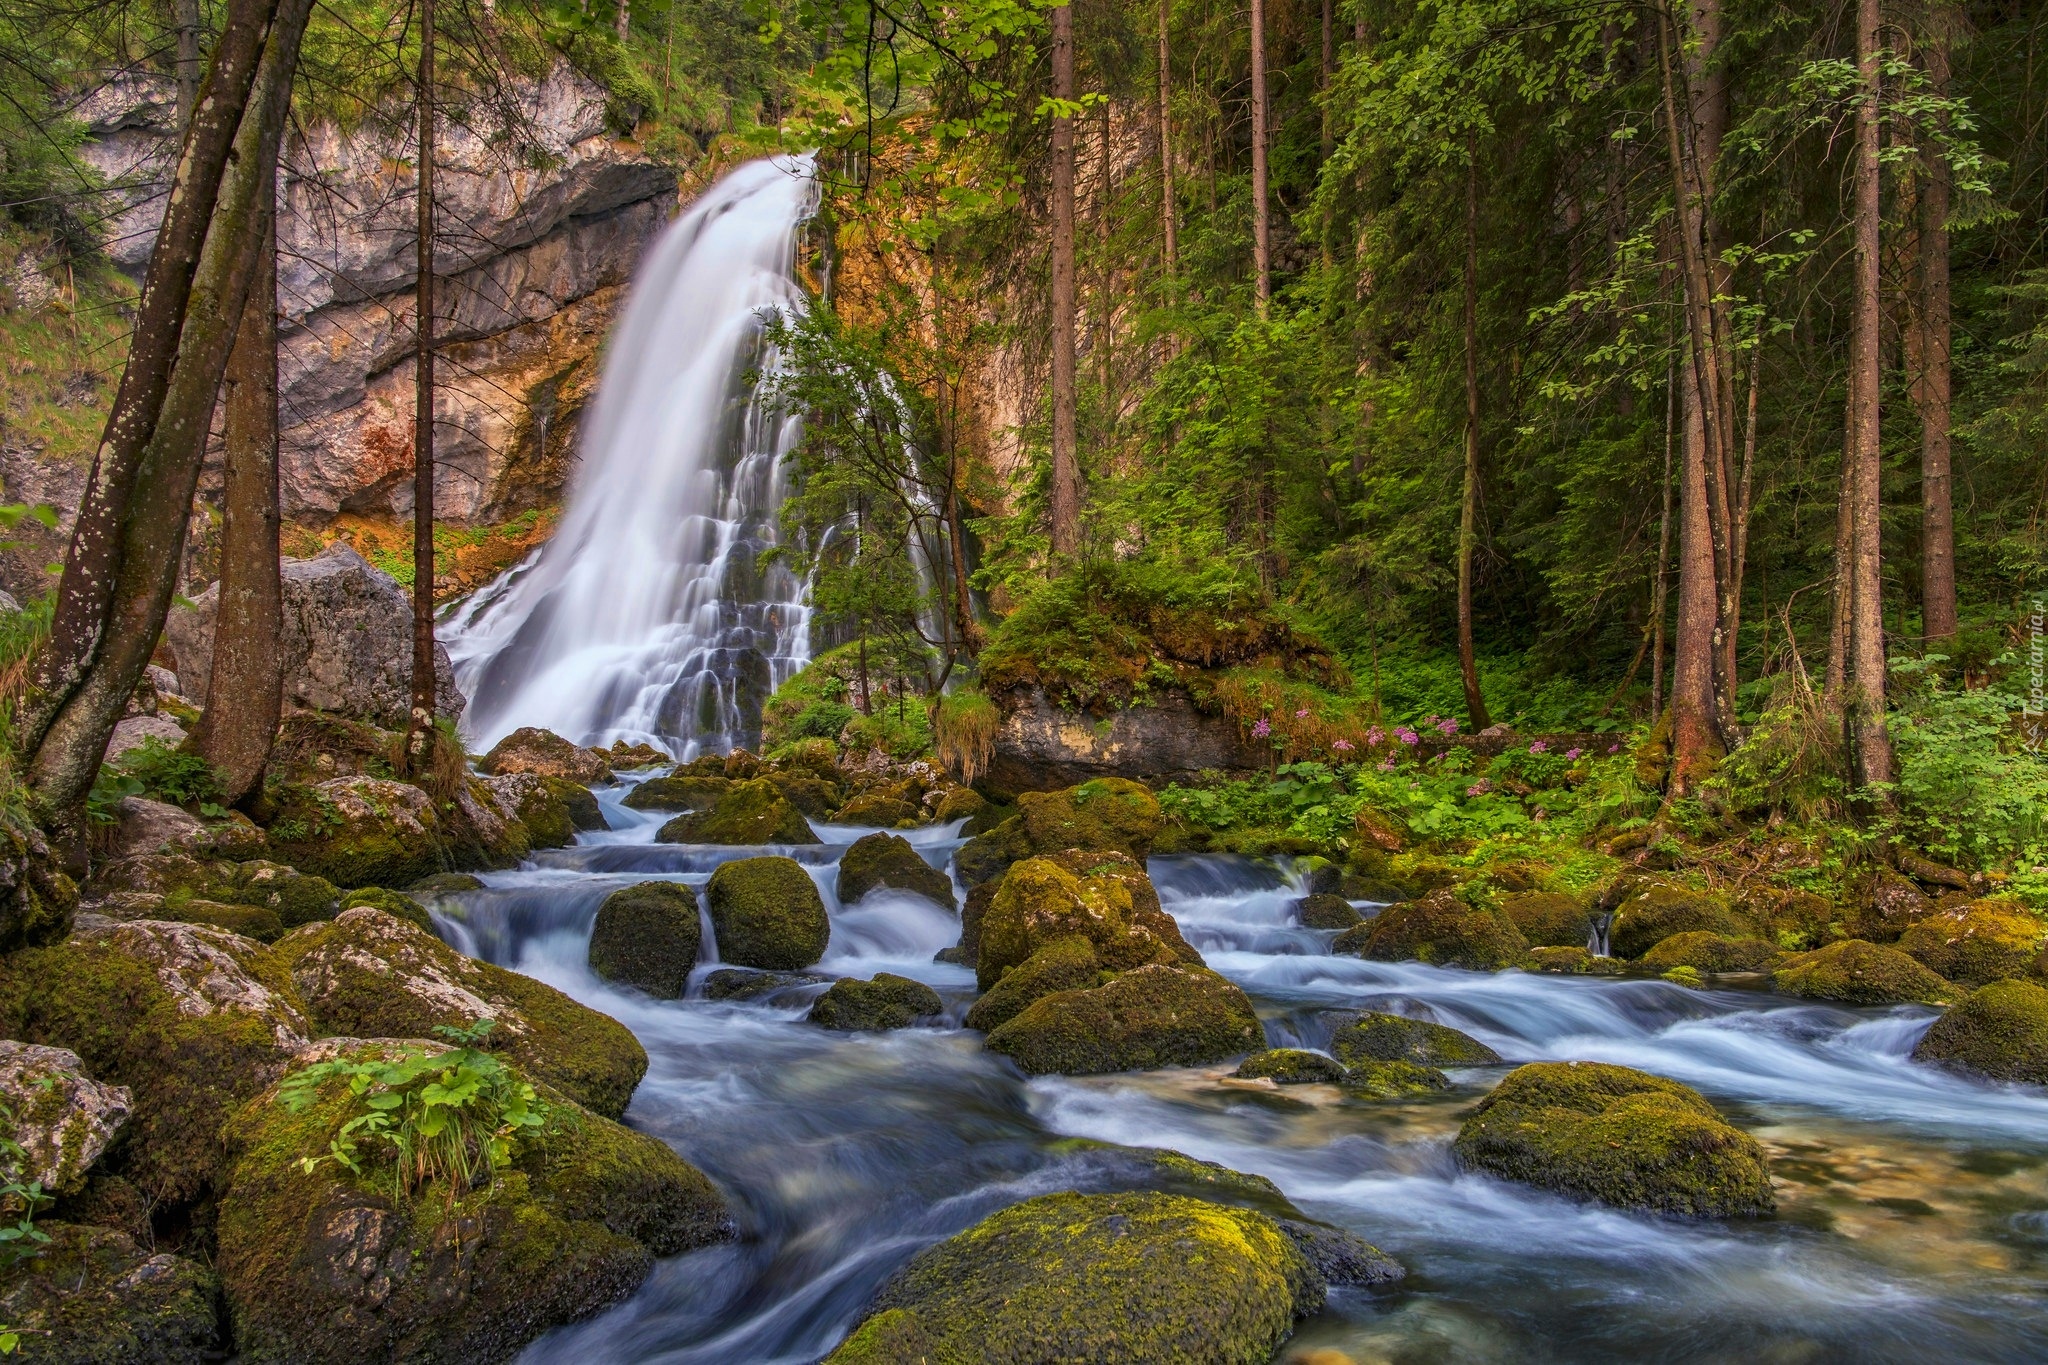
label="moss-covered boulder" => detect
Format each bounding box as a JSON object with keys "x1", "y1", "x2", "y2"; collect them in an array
[
  {"x1": 0, "y1": 1222, "x2": 218, "y2": 1363},
  {"x1": 656, "y1": 778, "x2": 819, "y2": 845},
  {"x1": 973, "y1": 856, "x2": 1194, "y2": 991},
  {"x1": 481, "y1": 772, "x2": 579, "y2": 849},
  {"x1": 1607, "y1": 881, "x2": 1755, "y2": 960},
  {"x1": 1338, "y1": 888, "x2": 1529, "y2": 971},
  {"x1": 1522, "y1": 946, "x2": 1625, "y2": 976},
  {"x1": 0, "y1": 1042, "x2": 131, "y2": 1196},
  {"x1": 1897, "y1": 898, "x2": 2047, "y2": 989},
  {"x1": 1234, "y1": 1049, "x2": 1347, "y2": 1084},
  {"x1": 1329, "y1": 1011, "x2": 1501, "y2": 1068},
  {"x1": 478, "y1": 726, "x2": 614, "y2": 785},
  {"x1": 1500, "y1": 891, "x2": 1593, "y2": 949},
  {"x1": 411, "y1": 872, "x2": 486, "y2": 895},
  {"x1": 1841, "y1": 866, "x2": 1938, "y2": 943},
  {"x1": 1771, "y1": 939, "x2": 1954, "y2": 1006},
  {"x1": 1453, "y1": 1061, "x2": 1775, "y2": 1217},
  {"x1": 1910, "y1": 978, "x2": 2048, "y2": 1085},
  {"x1": 274, "y1": 909, "x2": 647, "y2": 1118},
  {"x1": 216, "y1": 1047, "x2": 729, "y2": 1365},
  {"x1": 1640, "y1": 932, "x2": 1785, "y2": 975},
  {"x1": 1296, "y1": 893, "x2": 1362, "y2": 930},
  {"x1": 266, "y1": 777, "x2": 449, "y2": 889},
  {"x1": 965, "y1": 936, "x2": 1103, "y2": 1034},
  {"x1": 602, "y1": 740, "x2": 672, "y2": 771},
  {"x1": 767, "y1": 771, "x2": 843, "y2": 819},
  {"x1": 0, "y1": 819, "x2": 77, "y2": 953},
  {"x1": 984, "y1": 964, "x2": 1264, "y2": 1075},
  {"x1": 191, "y1": 858, "x2": 342, "y2": 929},
  {"x1": 832, "y1": 792, "x2": 922, "y2": 827},
  {"x1": 588, "y1": 881, "x2": 701, "y2": 998},
  {"x1": 1040, "y1": 849, "x2": 1203, "y2": 967},
  {"x1": 338, "y1": 885, "x2": 434, "y2": 932},
  {"x1": 154, "y1": 896, "x2": 286, "y2": 941},
  {"x1": 934, "y1": 787, "x2": 988, "y2": 824},
  {"x1": 824, "y1": 1190, "x2": 1321, "y2": 1365},
  {"x1": 0, "y1": 920, "x2": 311, "y2": 1205},
  {"x1": 700, "y1": 967, "x2": 830, "y2": 1001},
  {"x1": 622, "y1": 774, "x2": 731, "y2": 812},
  {"x1": 807, "y1": 973, "x2": 944, "y2": 1030},
  {"x1": 838, "y1": 833, "x2": 957, "y2": 911},
  {"x1": 704, "y1": 856, "x2": 831, "y2": 970},
  {"x1": 1340, "y1": 1060, "x2": 1452, "y2": 1099},
  {"x1": 954, "y1": 779, "x2": 1163, "y2": 887}
]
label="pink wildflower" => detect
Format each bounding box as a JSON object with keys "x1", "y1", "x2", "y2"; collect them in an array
[
  {"x1": 1251, "y1": 717, "x2": 1272, "y2": 739},
  {"x1": 1332, "y1": 739, "x2": 1354, "y2": 752},
  {"x1": 1397, "y1": 728, "x2": 1420, "y2": 745},
  {"x1": 1466, "y1": 778, "x2": 1491, "y2": 797},
  {"x1": 1366, "y1": 727, "x2": 1385, "y2": 746},
  {"x1": 1438, "y1": 719, "x2": 1459, "y2": 735},
  {"x1": 1564, "y1": 747, "x2": 1582, "y2": 760},
  {"x1": 1296, "y1": 708, "x2": 1311, "y2": 719},
  {"x1": 1378, "y1": 758, "x2": 1396, "y2": 771},
  {"x1": 1529, "y1": 740, "x2": 1549, "y2": 753},
  {"x1": 1608, "y1": 743, "x2": 1621, "y2": 753}
]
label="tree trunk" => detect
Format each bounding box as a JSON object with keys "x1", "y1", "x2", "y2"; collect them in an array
[
  {"x1": 25, "y1": 0, "x2": 313, "y2": 821},
  {"x1": 1249, "y1": 0, "x2": 1271, "y2": 313},
  {"x1": 407, "y1": 0, "x2": 439, "y2": 770},
  {"x1": 192, "y1": 187, "x2": 283, "y2": 806},
  {"x1": 1825, "y1": 424, "x2": 1852, "y2": 707},
  {"x1": 615, "y1": 0, "x2": 630, "y2": 42},
  {"x1": 1669, "y1": 353, "x2": 1723, "y2": 795},
  {"x1": 175, "y1": 0, "x2": 203, "y2": 129},
  {"x1": 1320, "y1": 0, "x2": 1334, "y2": 161},
  {"x1": 20, "y1": 0, "x2": 275, "y2": 758},
  {"x1": 1651, "y1": 349, "x2": 1676, "y2": 718},
  {"x1": 1916, "y1": 27, "x2": 1957, "y2": 644},
  {"x1": 1157, "y1": 0, "x2": 1177, "y2": 278},
  {"x1": 1049, "y1": 3, "x2": 1081, "y2": 556},
  {"x1": 1458, "y1": 148, "x2": 1491, "y2": 732},
  {"x1": 1845, "y1": 0, "x2": 1893, "y2": 788}
]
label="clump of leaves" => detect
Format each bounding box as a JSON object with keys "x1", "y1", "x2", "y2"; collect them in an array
[
  {"x1": 277, "y1": 1021, "x2": 545, "y2": 1208},
  {"x1": 0, "y1": 1097, "x2": 52, "y2": 1271},
  {"x1": 103, "y1": 736, "x2": 225, "y2": 814}
]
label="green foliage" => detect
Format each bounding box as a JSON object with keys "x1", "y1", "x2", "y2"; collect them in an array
[
  {"x1": 105, "y1": 737, "x2": 224, "y2": 810},
  {"x1": 0, "y1": 1098, "x2": 51, "y2": 1270},
  {"x1": 1881, "y1": 661, "x2": 2048, "y2": 878}
]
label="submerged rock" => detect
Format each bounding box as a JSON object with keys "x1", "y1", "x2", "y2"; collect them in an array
[
  {"x1": 1640, "y1": 932, "x2": 1785, "y2": 975},
  {"x1": 1328, "y1": 1010, "x2": 1501, "y2": 1068},
  {"x1": 1336, "y1": 887, "x2": 1528, "y2": 970},
  {"x1": 1453, "y1": 1061, "x2": 1775, "y2": 1218},
  {"x1": 807, "y1": 973, "x2": 943, "y2": 1031},
  {"x1": 704, "y1": 856, "x2": 831, "y2": 970},
  {"x1": 837, "y1": 832, "x2": 956, "y2": 911},
  {"x1": 1499, "y1": 891, "x2": 1592, "y2": 949},
  {"x1": 0, "y1": 1041, "x2": 131, "y2": 1195},
  {"x1": 984, "y1": 964, "x2": 1264, "y2": 1075},
  {"x1": 478, "y1": 726, "x2": 613, "y2": 784},
  {"x1": 0, "y1": 1222, "x2": 218, "y2": 1363},
  {"x1": 1295, "y1": 892, "x2": 1361, "y2": 930},
  {"x1": 700, "y1": 967, "x2": 830, "y2": 1001},
  {"x1": 1234, "y1": 1048, "x2": 1347, "y2": 1084},
  {"x1": 1910, "y1": 978, "x2": 2048, "y2": 1085},
  {"x1": 1771, "y1": 939, "x2": 1953, "y2": 1006},
  {"x1": 824, "y1": 1190, "x2": 1322, "y2": 1365},
  {"x1": 1340, "y1": 1060, "x2": 1451, "y2": 1099},
  {"x1": 588, "y1": 881, "x2": 701, "y2": 998},
  {"x1": 1897, "y1": 898, "x2": 2047, "y2": 988},
  {"x1": 656, "y1": 778, "x2": 819, "y2": 845}
]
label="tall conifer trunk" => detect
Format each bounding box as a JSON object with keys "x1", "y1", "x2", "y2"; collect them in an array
[
  {"x1": 1157, "y1": 0, "x2": 1177, "y2": 278},
  {"x1": 1458, "y1": 147, "x2": 1490, "y2": 731},
  {"x1": 1844, "y1": 0, "x2": 1893, "y2": 787},
  {"x1": 1916, "y1": 24, "x2": 1958, "y2": 643},
  {"x1": 408, "y1": 0, "x2": 439, "y2": 767},
  {"x1": 1249, "y1": 0, "x2": 1271, "y2": 312},
  {"x1": 1049, "y1": 2, "x2": 1081, "y2": 556}
]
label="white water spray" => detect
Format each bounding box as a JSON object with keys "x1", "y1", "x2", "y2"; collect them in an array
[{"x1": 444, "y1": 156, "x2": 821, "y2": 756}]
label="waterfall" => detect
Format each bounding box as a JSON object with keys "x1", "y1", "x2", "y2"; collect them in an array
[{"x1": 443, "y1": 155, "x2": 821, "y2": 758}]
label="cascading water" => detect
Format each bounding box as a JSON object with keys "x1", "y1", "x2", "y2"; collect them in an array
[{"x1": 442, "y1": 156, "x2": 821, "y2": 757}]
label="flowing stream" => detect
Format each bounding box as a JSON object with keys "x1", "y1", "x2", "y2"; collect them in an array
[{"x1": 421, "y1": 785, "x2": 2048, "y2": 1365}]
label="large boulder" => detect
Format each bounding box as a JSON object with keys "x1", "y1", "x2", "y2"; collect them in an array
[
  {"x1": 954, "y1": 779, "x2": 1164, "y2": 887},
  {"x1": 216, "y1": 1046, "x2": 730, "y2": 1365},
  {"x1": 983, "y1": 964, "x2": 1264, "y2": 1075},
  {"x1": 1453, "y1": 1061, "x2": 1775, "y2": 1218},
  {"x1": 964, "y1": 936, "x2": 1102, "y2": 1034},
  {"x1": 0, "y1": 820, "x2": 78, "y2": 953},
  {"x1": 0, "y1": 920, "x2": 310, "y2": 1205},
  {"x1": 1336, "y1": 888, "x2": 1528, "y2": 970},
  {"x1": 656, "y1": 778, "x2": 818, "y2": 846},
  {"x1": 831, "y1": 792, "x2": 923, "y2": 827},
  {"x1": 0, "y1": 1041, "x2": 131, "y2": 1195},
  {"x1": 806, "y1": 974, "x2": 943, "y2": 1031},
  {"x1": 837, "y1": 833, "x2": 956, "y2": 911},
  {"x1": 1328, "y1": 1011, "x2": 1501, "y2": 1068},
  {"x1": 1841, "y1": 867, "x2": 1938, "y2": 943},
  {"x1": 1771, "y1": 940, "x2": 1954, "y2": 1006},
  {"x1": 1606, "y1": 881, "x2": 1754, "y2": 960},
  {"x1": 1039, "y1": 849, "x2": 1202, "y2": 968},
  {"x1": 824, "y1": 1190, "x2": 1322, "y2": 1365},
  {"x1": 1640, "y1": 932, "x2": 1784, "y2": 975},
  {"x1": 478, "y1": 727, "x2": 613, "y2": 785},
  {"x1": 1499, "y1": 891, "x2": 1592, "y2": 949},
  {"x1": 1295, "y1": 893, "x2": 1361, "y2": 930},
  {"x1": 588, "y1": 882, "x2": 701, "y2": 998},
  {"x1": 265, "y1": 777, "x2": 448, "y2": 889},
  {"x1": 274, "y1": 909, "x2": 647, "y2": 1117},
  {"x1": 480, "y1": 772, "x2": 581, "y2": 850},
  {"x1": 1897, "y1": 898, "x2": 2047, "y2": 988},
  {"x1": 167, "y1": 541, "x2": 464, "y2": 728},
  {"x1": 1910, "y1": 978, "x2": 2048, "y2": 1085},
  {"x1": 703, "y1": 857, "x2": 831, "y2": 970},
  {"x1": 0, "y1": 1222, "x2": 219, "y2": 1363},
  {"x1": 974, "y1": 857, "x2": 1184, "y2": 989},
  {"x1": 622, "y1": 773, "x2": 730, "y2": 812}
]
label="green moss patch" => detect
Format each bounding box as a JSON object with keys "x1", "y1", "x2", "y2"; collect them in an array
[
  {"x1": 1640, "y1": 932, "x2": 1785, "y2": 975},
  {"x1": 1234, "y1": 1049, "x2": 1347, "y2": 1084},
  {"x1": 1338, "y1": 888, "x2": 1528, "y2": 970},
  {"x1": 1771, "y1": 940, "x2": 1955, "y2": 1006},
  {"x1": 588, "y1": 881, "x2": 702, "y2": 998},
  {"x1": 1897, "y1": 898, "x2": 2047, "y2": 988},
  {"x1": 838, "y1": 833, "x2": 956, "y2": 910},
  {"x1": 1607, "y1": 881, "x2": 1755, "y2": 960},
  {"x1": 1911, "y1": 978, "x2": 2048, "y2": 1085},
  {"x1": 1328, "y1": 1011, "x2": 1501, "y2": 1068},
  {"x1": 704, "y1": 856, "x2": 831, "y2": 970},
  {"x1": 1500, "y1": 891, "x2": 1593, "y2": 948},
  {"x1": 965, "y1": 935, "x2": 1103, "y2": 1033},
  {"x1": 807, "y1": 973, "x2": 943, "y2": 1030},
  {"x1": 656, "y1": 778, "x2": 819, "y2": 845},
  {"x1": 984, "y1": 965, "x2": 1264, "y2": 1075}
]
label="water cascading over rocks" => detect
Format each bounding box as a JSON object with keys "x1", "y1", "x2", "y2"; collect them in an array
[{"x1": 444, "y1": 156, "x2": 820, "y2": 757}]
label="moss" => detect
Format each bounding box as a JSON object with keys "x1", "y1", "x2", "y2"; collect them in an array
[
  {"x1": 338, "y1": 885, "x2": 434, "y2": 931},
  {"x1": 1522, "y1": 946, "x2": 1625, "y2": 975},
  {"x1": 159, "y1": 896, "x2": 287, "y2": 941},
  {"x1": 1608, "y1": 882, "x2": 1755, "y2": 960},
  {"x1": 807, "y1": 973, "x2": 944, "y2": 1030},
  {"x1": 1340, "y1": 1060, "x2": 1451, "y2": 1099},
  {"x1": 478, "y1": 727, "x2": 613, "y2": 783},
  {"x1": 1640, "y1": 932, "x2": 1784, "y2": 974},
  {"x1": 823, "y1": 1190, "x2": 1320, "y2": 1365},
  {"x1": 1910, "y1": 978, "x2": 2048, "y2": 1084},
  {"x1": 1233, "y1": 1049, "x2": 1347, "y2": 1084},
  {"x1": 623, "y1": 774, "x2": 731, "y2": 812},
  {"x1": 542, "y1": 778, "x2": 608, "y2": 833},
  {"x1": 1661, "y1": 965, "x2": 1706, "y2": 988},
  {"x1": 984, "y1": 965, "x2": 1264, "y2": 1075},
  {"x1": 1328, "y1": 1011, "x2": 1502, "y2": 1067},
  {"x1": 1296, "y1": 893, "x2": 1361, "y2": 930},
  {"x1": 965, "y1": 935, "x2": 1102, "y2": 1033},
  {"x1": 411, "y1": 872, "x2": 486, "y2": 894},
  {"x1": 588, "y1": 882, "x2": 701, "y2": 998},
  {"x1": 1897, "y1": 898, "x2": 2047, "y2": 988},
  {"x1": 497, "y1": 779, "x2": 578, "y2": 849},
  {"x1": 934, "y1": 787, "x2": 988, "y2": 823},
  {"x1": 265, "y1": 778, "x2": 449, "y2": 889},
  {"x1": 1500, "y1": 891, "x2": 1593, "y2": 949},
  {"x1": 1453, "y1": 1061, "x2": 1776, "y2": 1217},
  {"x1": 974, "y1": 858, "x2": 1137, "y2": 989},
  {"x1": 704, "y1": 856, "x2": 831, "y2": 970},
  {"x1": 833, "y1": 792, "x2": 923, "y2": 827},
  {"x1": 700, "y1": 968, "x2": 829, "y2": 1001},
  {"x1": 0, "y1": 1222, "x2": 218, "y2": 1363},
  {"x1": 157, "y1": 857, "x2": 341, "y2": 930},
  {"x1": 656, "y1": 778, "x2": 819, "y2": 845},
  {"x1": 953, "y1": 780, "x2": 1163, "y2": 888},
  {"x1": 1340, "y1": 888, "x2": 1529, "y2": 970},
  {"x1": 838, "y1": 833, "x2": 957, "y2": 910},
  {"x1": 767, "y1": 772, "x2": 843, "y2": 818},
  {"x1": 1771, "y1": 940, "x2": 1955, "y2": 1006}
]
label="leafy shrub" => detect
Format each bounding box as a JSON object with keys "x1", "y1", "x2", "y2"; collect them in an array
[
  {"x1": 0, "y1": 1098, "x2": 51, "y2": 1270},
  {"x1": 787, "y1": 700, "x2": 856, "y2": 741},
  {"x1": 108, "y1": 736, "x2": 224, "y2": 811},
  {"x1": 1884, "y1": 665, "x2": 2048, "y2": 876}
]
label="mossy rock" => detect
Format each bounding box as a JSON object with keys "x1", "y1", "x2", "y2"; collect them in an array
[
  {"x1": 767, "y1": 772, "x2": 843, "y2": 819},
  {"x1": 1640, "y1": 932, "x2": 1785, "y2": 975},
  {"x1": 274, "y1": 909, "x2": 647, "y2": 1118},
  {"x1": 1296, "y1": 893, "x2": 1361, "y2": 930},
  {"x1": 700, "y1": 967, "x2": 829, "y2": 1001},
  {"x1": 157, "y1": 896, "x2": 286, "y2": 942},
  {"x1": 1841, "y1": 867, "x2": 1939, "y2": 943},
  {"x1": 984, "y1": 964, "x2": 1264, "y2": 1076},
  {"x1": 216, "y1": 1047, "x2": 729, "y2": 1365},
  {"x1": 410, "y1": 872, "x2": 485, "y2": 895},
  {"x1": 338, "y1": 885, "x2": 433, "y2": 932},
  {"x1": 265, "y1": 777, "x2": 450, "y2": 889},
  {"x1": 1453, "y1": 1061, "x2": 1776, "y2": 1217},
  {"x1": 1339, "y1": 888, "x2": 1529, "y2": 971},
  {"x1": 544, "y1": 778, "x2": 610, "y2": 832},
  {"x1": 838, "y1": 833, "x2": 957, "y2": 911},
  {"x1": 974, "y1": 858, "x2": 1139, "y2": 989},
  {"x1": 169, "y1": 858, "x2": 341, "y2": 930},
  {"x1": 478, "y1": 726, "x2": 613, "y2": 784},
  {"x1": 1340, "y1": 1060, "x2": 1451, "y2": 1099},
  {"x1": 833, "y1": 792, "x2": 923, "y2": 827},
  {"x1": 807, "y1": 973, "x2": 943, "y2": 1030},
  {"x1": 622, "y1": 774, "x2": 731, "y2": 812},
  {"x1": 479, "y1": 772, "x2": 577, "y2": 851},
  {"x1": 1522, "y1": 946, "x2": 1624, "y2": 976},
  {"x1": 953, "y1": 779, "x2": 1163, "y2": 887},
  {"x1": 704, "y1": 856, "x2": 831, "y2": 970},
  {"x1": 603, "y1": 740, "x2": 673, "y2": 771},
  {"x1": 0, "y1": 920, "x2": 312, "y2": 1206},
  {"x1": 1661, "y1": 965, "x2": 1705, "y2": 989},
  {"x1": 933, "y1": 787, "x2": 988, "y2": 823},
  {"x1": 1234, "y1": 1049, "x2": 1346, "y2": 1084},
  {"x1": 1771, "y1": 939, "x2": 1954, "y2": 1006},
  {"x1": 1910, "y1": 978, "x2": 2048, "y2": 1085},
  {"x1": 965, "y1": 935, "x2": 1102, "y2": 1034},
  {"x1": 1897, "y1": 898, "x2": 2047, "y2": 989},
  {"x1": 589, "y1": 881, "x2": 701, "y2": 998},
  {"x1": 823, "y1": 1190, "x2": 1320, "y2": 1365},
  {"x1": 1328, "y1": 1011, "x2": 1501, "y2": 1068},
  {"x1": 655, "y1": 778, "x2": 819, "y2": 845},
  {"x1": 0, "y1": 1222, "x2": 218, "y2": 1363},
  {"x1": 0, "y1": 820, "x2": 77, "y2": 953},
  {"x1": 1608, "y1": 882, "x2": 1755, "y2": 960},
  {"x1": 1500, "y1": 891, "x2": 1593, "y2": 949}
]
